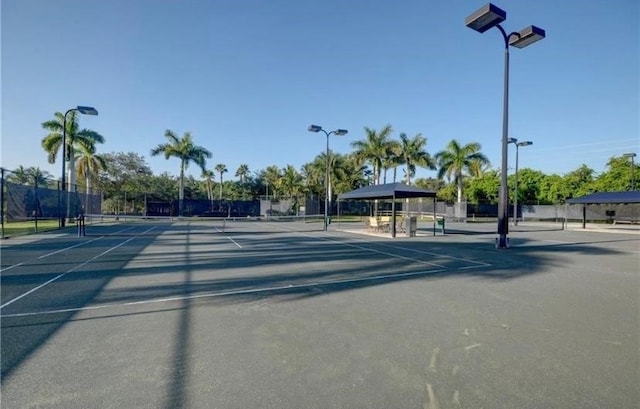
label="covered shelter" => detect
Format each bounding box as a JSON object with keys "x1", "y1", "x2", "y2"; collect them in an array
[
  {"x1": 566, "y1": 191, "x2": 640, "y2": 228},
  {"x1": 338, "y1": 182, "x2": 437, "y2": 237}
]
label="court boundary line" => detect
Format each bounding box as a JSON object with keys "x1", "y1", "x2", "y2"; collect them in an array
[
  {"x1": 0, "y1": 225, "x2": 150, "y2": 273},
  {"x1": 214, "y1": 227, "x2": 242, "y2": 248},
  {"x1": 261, "y1": 224, "x2": 490, "y2": 269},
  {"x1": 0, "y1": 265, "x2": 495, "y2": 318},
  {"x1": 346, "y1": 239, "x2": 492, "y2": 267},
  {"x1": 0, "y1": 225, "x2": 157, "y2": 309},
  {"x1": 0, "y1": 238, "x2": 101, "y2": 273},
  {"x1": 0, "y1": 222, "x2": 498, "y2": 318}
]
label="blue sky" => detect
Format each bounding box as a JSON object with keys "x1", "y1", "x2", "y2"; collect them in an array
[{"x1": 2, "y1": 0, "x2": 638, "y2": 182}]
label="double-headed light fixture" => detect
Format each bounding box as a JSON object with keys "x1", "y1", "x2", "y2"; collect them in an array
[
  {"x1": 61, "y1": 105, "x2": 98, "y2": 227},
  {"x1": 308, "y1": 125, "x2": 348, "y2": 231},
  {"x1": 465, "y1": 3, "x2": 545, "y2": 248},
  {"x1": 508, "y1": 138, "x2": 533, "y2": 226}
]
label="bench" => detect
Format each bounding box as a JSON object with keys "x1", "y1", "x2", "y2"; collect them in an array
[
  {"x1": 613, "y1": 218, "x2": 639, "y2": 225},
  {"x1": 368, "y1": 216, "x2": 390, "y2": 233}
]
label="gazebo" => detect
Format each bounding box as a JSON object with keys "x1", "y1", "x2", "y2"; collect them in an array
[
  {"x1": 338, "y1": 182, "x2": 437, "y2": 237},
  {"x1": 566, "y1": 191, "x2": 640, "y2": 227}
]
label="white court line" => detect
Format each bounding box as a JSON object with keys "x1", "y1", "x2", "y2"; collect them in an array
[
  {"x1": 0, "y1": 239, "x2": 101, "y2": 273},
  {"x1": 331, "y1": 240, "x2": 447, "y2": 268},
  {"x1": 0, "y1": 227, "x2": 154, "y2": 309},
  {"x1": 0, "y1": 262, "x2": 25, "y2": 273},
  {"x1": 0, "y1": 267, "x2": 449, "y2": 318},
  {"x1": 0, "y1": 225, "x2": 147, "y2": 272},
  {"x1": 262, "y1": 226, "x2": 447, "y2": 268},
  {"x1": 263, "y1": 222, "x2": 491, "y2": 268},
  {"x1": 38, "y1": 237, "x2": 102, "y2": 259},
  {"x1": 459, "y1": 265, "x2": 488, "y2": 270},
  {"x1": 355, "y1": 241, "x2": 492, "y2": 267},
  {"x1": 215, "y1": 227, "x2": 242, "y2": 248}
]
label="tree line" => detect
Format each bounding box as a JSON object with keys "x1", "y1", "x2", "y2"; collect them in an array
[{"x1": 3, "y1": 113, "x2": 637, "y2": 213}]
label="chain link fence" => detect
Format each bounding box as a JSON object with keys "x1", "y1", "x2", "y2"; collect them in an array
[{"x1": 1, "y1": 168, "x2": 102, "y2": 236}]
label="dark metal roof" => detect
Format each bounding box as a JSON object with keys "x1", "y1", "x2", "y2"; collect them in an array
[
  {"x1": 338, "y1": 182, "x2": 437, "y2": 200},
  {"x1": 566, "y1": 191, "x2": 640, "y2": 204}
]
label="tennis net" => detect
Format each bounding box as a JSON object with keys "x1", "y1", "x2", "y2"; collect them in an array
[{"x1": 82, "y1": 214, "x2": 327, "y2": 236}]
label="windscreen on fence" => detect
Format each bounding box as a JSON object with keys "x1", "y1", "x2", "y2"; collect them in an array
[
  {"x1": 144, "y1": 199, "x2": 261, "y2": 217},
  {"x1": 4, "y1": 181, "x2": 102, "y2": 221}
]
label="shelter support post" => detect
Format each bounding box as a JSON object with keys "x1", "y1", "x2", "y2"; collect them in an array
[
  {"x1": 391, "y1": 196, "x2": 396, "y2": 238},
  {"x1": 433, "y1": 197, "x2": 436, "y2": 236}
]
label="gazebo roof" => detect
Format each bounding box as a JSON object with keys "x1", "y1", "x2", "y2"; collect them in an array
[
  {"x1": 338, "y1": 182, "x2": 437, "y2": 200},
  {"x1": 566, "y1": 191, "x2": 640, "y2": 204}
]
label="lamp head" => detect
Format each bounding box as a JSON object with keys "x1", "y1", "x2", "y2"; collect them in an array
[
  {"x1": 465, "y1": 3, "x2": 506, "y2": 33},
  {"x1": 509, "y1": 25, "x2": 546, "y2": 48},
  {"x1": 518, "y1": 141, "x2": 533, "y2": 147},
  {"x1": 77, "y1": 106, "x2": 98, "y2": 115},
  {"x1": 334, "y1": 129, "x2": 348, "y2": 136},
  {"x1": 308, "y1": 125, "x2": 322, "y2": 133}
]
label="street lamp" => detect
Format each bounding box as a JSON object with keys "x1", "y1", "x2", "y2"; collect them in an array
[
  {"x1": 61, "y1": 105, "x2": 98, "y2": 227},
  {"x1": 308, "y1": 124, "x2": 348, "y2": 231},
  {"x1": 508, "y1": 137, "x2": 533, "y2": 226},
  {"x1": 622, "y1": 153, "x2": 636, "y2": 190},
  {"x1": 466, "y1": 3, "x2": 545, "y2": 248}
]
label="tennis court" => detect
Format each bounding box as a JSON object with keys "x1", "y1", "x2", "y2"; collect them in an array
[{"x1": 1, "y1": 217, "x2": 638, "y2": 408}]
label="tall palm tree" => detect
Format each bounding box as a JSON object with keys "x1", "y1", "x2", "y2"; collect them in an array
[
  {"x1": 41, "y1": 111, "x2": 105, "y2": 192},
  {"x1": 150, "y1": 130, "x2": 212, "y2": 216},
  {"x1": 201, "y1": 169, "x2": 215, "y2": 210},
  {"x1": 235, "y1": 164, "x2": 250, "y2": 199},
  {"x1": 6, "y1": 166, "x2": 53, "y2": 187},
  {"x1": 76, "y1": 145, "x2": 107, "y2": 212},
  {"x1": 280, "y1": 165, "x2": 302, "y2": 197},
  {"x1": 381, "y1": 140, "x2": 402, "y2": 184},
  {"x1": 6, "y1": 165, "x2": 32, "y2": 185},
  {"x1": 235, "y1": 164, "x2": 250, "y2": 184},
  {"x1": 398, "y1": 132, "x2": 436, "y2": 185},
  {"x1": 29, "y1": 167, "x2": 53, "y2": 187},
  {"x1": 351, "y1": 124, "x2": 393, "y2": 185},
  {"x1": 300, "y1": 162, "x2": 323, "y2": 200},
  {"x1": 214, "y1": 163, "x2": 228, "y2": 201},
  {"x1": 280, "y1": 165, "x2": 303, "y2": 213},
  {"x1": 331, "y1": 153, "x2": 368, "y2": 194},
  {"x1": 263, "y1": 165, "x2": 282, "y2": 199},
  {"x1": 468, "y1": 158, "x2": 491, "y2": 178},
  {"x1": 435, "y1": 139, "x2": 489, "y2": 204}
]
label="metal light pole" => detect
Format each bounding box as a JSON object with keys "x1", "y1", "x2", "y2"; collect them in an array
[
  {"x1": 308, "y1": 125, "x2": 348, "y2": 231},
  {"x1": 509, "y1": 138, "x2": 533, "y2": 226},
  {"x1": 61, "y1": 106, "x2": 98, "y2": 227},
  {"x1": 466, "y1": 3, "x2": 545, "y2": 248},
  {"x1": 623, "y1": 153, "x2": 636, "y2": 191}
]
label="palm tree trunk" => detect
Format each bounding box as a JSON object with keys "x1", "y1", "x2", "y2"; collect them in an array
[
  {"x1": 179, "y1": 161, "x2": 185, "y2": 216},
  {"x1": 457, "y1": 174, "x2": 463, "y2": 204},
  {"x1": 86, "y1": 175, "x2": 91, "y2": 214},
  {"x1": 66, "y1": 154, "x2": 77, "y2": 221}
]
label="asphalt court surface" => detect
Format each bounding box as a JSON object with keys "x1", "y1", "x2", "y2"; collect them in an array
[
  {"x1": 1, "y1": 219, "x2": 638, "y2": 408},
  {"x1": 0, "y1": 220, "x2": 493, "y2": 316}
]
